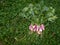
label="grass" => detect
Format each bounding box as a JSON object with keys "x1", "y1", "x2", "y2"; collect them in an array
[{"x1": 0, "y1": 0, "x2": 60, "y2": 45}]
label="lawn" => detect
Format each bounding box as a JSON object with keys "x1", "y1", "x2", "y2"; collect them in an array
[{"x1": 0, "y1": 0, "x2": 60, "y2": 45}]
